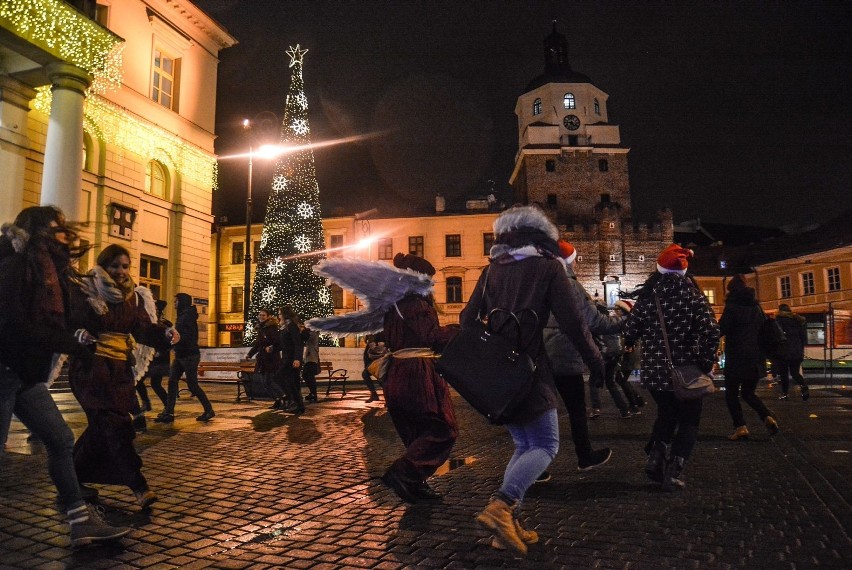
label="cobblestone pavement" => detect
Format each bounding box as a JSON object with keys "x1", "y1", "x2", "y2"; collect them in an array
[{"x1": 1, "y1": 380, "x2": 849, "y2": 569}]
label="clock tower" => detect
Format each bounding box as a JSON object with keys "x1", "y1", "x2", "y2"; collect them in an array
[
  {"x1": 509, "y1": 22, "x2": 672, "y2": 299},
  {"x1": 510, "y1": 22, "x2": 632, "y2": 223}
]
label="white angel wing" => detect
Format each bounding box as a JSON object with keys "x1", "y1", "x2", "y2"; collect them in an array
[
  {"x1": 132, "y1": 286, "x2": 159, "y2": 382},
  {"x1": 305, "y1": 257, "x2": 433, "y2": 336}
]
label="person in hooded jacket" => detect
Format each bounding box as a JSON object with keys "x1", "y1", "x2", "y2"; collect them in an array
[
  {"x1": 719, "y1": 274, "x2": 780, "y2": 440},
  {"x1": 277, "y1": 305, "x2": 305, "y2": 414},
  {"x1": 246, "y1": 308, "x2": 285, "y2": 409},
  {"x1": 773, "y1": 303, "x2": 810, "y2": 401},
  {"x1": 156, "y1": 293, "x2": 214, "y2": 423},
  {"x1": 0, "y1": 206, "x2": 131, "y2": 547},
  {"x1": 462, "y1": 206, "x2": 604, "y2": 556},
  {"x1": 623, "y1": 245, "x2": 720, "y2": 492}
]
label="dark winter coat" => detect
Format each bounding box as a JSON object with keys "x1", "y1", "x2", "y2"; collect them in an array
[
  {"x1": 461, "y1": 256, "x2": 604, "y2": 424},
  {"x1": 246, "y1": 317, "x2": 282, "y2": 373},
  {"x1": 775, "y1": 309, "x2": 807, "y2": 360},
  {"x1": 0, "y1": 235, "x2": 87, "y2": 386},
  {"x1": 719, "y1": 286, "x2": 765, "y2": 376},
  {"x1": 279, "y1": 320, "x2": 304, "y2": 367},
  {"x1": 543, "y1": 267, "x2": 623, "y2": 376},
  {"x1": 173, "y1": 293, "x2": 200, "y2": 358},
  {"x1": 623, "y1": 273, "x2": 720, "y2": 391}
]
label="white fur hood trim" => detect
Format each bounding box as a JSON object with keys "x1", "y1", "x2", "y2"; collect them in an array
[
  {"x1": 493, "y1": 206, "x2": 558, "y2": 240},
  {"x1": 1, "y1": 223, "x2": 29, "y2": 253}
]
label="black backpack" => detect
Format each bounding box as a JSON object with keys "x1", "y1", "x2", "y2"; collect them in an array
[{"x1": 758, "y1": 315, "x2": 787, "y2": 356}]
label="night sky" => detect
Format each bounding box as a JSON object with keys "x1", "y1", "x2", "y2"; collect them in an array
[{"x1": 195, "y1": 1, "x2": 851, "y2": 229}]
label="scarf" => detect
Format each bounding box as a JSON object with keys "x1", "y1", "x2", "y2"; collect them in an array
[
  {"x1": 79, "y1": 266, "x2": 132, "y2": 315},
  {"x1": 32, "y1": 242, "x2": 66, "y2": 329}
]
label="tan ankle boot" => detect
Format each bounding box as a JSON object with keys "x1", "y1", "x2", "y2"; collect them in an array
[
  {"x1": 491, "y1": 518, "x2": 539, "y2": 550},
  {"x1": 476, "y1": 498, "x2": 527, "y2": 555},
  {"x1": 728, "y1": 425, "x2": 749, "y2": 441},
  {"x1": 764, "y1": 416, "x2": 780, "y2": 436}
]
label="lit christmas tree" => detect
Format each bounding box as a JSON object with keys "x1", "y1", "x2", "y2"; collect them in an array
[{"x1": 244, "y1": 44, "x2": 334, "y2": 344}]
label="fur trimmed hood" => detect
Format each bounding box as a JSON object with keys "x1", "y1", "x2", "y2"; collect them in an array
[
  {"x1": 1, "y1": 223, "x2": 29, "y2": 254},
  {"x1": 493, "y1": 206, "x2": 558, "y2": 241}
]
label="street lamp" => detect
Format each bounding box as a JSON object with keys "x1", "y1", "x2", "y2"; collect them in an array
[{"x1": 240, "y1": 117, "x2": 290, "y2": 327}]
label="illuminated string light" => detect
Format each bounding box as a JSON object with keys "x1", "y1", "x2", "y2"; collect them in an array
[{"x1": 245, "y1": 45, "x2": 333, "y2": 344}]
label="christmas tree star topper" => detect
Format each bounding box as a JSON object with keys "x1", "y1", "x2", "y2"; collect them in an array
[{"x1": 286, "y1": 44, "x2": 308, "y2": 68}]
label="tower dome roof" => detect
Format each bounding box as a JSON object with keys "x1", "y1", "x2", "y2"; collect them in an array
[{"x1": 524, "y1": 21, "x2": 591, "y2": 92}]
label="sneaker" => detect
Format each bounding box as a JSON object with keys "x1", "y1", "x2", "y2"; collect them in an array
[
  {"x1": 765, "y1": 416, "x2": 780, "y2": 436},
  {"x1": 629, "y1": 405, "x2": 642, "y2": 416},
  {"x1": 578, "y1": 448, "x2": 612, "y2": 471},
  {"x1": 132, "y1": 413, "x2": 147, "y2": 433},
  {"x1": 588, "y1": 408, "x2": 601, "y2": 419},
  {"x1": 778, "y1": 394, "x2": 788, "y2": 401},
  {"x1": 801, "y1": 386, "x2": 810, "y2": 401},
  {"x1": 196, "y1": 410, "x2": 215, "y2": 422},
  {"x1": 68, "y1": 504, "x2": 131, "y2": 548},
  {"x1": 534, "y1": 470, "x2": 551, "y2": 483},
  {"x1": 366, "y1": 394, "x2": 380, "y2": 403},
  {"x1": 619, "y1": 409, "x2": 634, "y2": 419},
  {"x1": 728, "y1": 425, "x2": 750, "y2": 441},
  {"x1": 305, "y1": 393, "x2": 318, "y2": 403},
  {"x1": 153, "y1": 413, "x2": 174, "y2": 424},
  {"x1": 133, "y1": 488, "x2": 157, "y2": 509}
]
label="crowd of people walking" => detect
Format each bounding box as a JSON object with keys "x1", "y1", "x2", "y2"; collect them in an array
[{"x1": 0, "y1": 204, "x2": 814, "y2": 555}]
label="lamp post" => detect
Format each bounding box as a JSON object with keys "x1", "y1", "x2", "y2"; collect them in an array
[{"x1": 242, "y1": 119, "x2": 254, "y2": 326}]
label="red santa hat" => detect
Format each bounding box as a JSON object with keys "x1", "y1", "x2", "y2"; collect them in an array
[
  {"x1": 614, "y1": 299, "x2": 633, "y2": 313},
  {"x1": 656, "y1": 244, "x2": 693, "y2": 275},
  {"x1": 557, "y1": 239, "x2": 577, "y2": 264}
]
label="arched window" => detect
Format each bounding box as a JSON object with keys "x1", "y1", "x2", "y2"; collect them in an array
[
  {"x1": 563, "y1": 93, "x2": 575, "y2": 109},
  {"x1": 594, "y1": 98, "x2": 601, "y2": 115},
  {"x1": 145, "y1": 160, "x2": 167, "y2": 199},
  {"x1": 533, "y1": 98, "x2": 542, "y2": 115}
]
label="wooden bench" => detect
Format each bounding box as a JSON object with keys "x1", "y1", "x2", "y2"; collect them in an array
[
  {"x1": 316, "y1": 361, "x2": 350, "y2": 398},
  {"x1": 197, "y1": 360, "x2": 256, "y2": 402}
]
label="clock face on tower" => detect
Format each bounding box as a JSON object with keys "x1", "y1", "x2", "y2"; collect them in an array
[{"x1": 563, "y1": 114, "x2": 580, "y2": 131}]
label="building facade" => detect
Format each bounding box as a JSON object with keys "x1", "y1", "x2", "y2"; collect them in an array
[{"x1": 0, "y1": 0, "x2": 235, "y2": 340}]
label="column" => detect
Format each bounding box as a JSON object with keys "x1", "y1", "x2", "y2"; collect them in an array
[
  {"x1": 0, "y1": 77, "x2": 37, "y2": 223},
  {"x1": 40, "y1": 62, "x2": 91, "y2": 221}
]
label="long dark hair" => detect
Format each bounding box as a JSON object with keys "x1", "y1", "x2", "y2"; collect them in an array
[
  {"x1": 278, "y1": 305, "x2": 300, "y2": 326},
  {"x1": 5, "y1": 206, "x2": 89, "y2": 283}
]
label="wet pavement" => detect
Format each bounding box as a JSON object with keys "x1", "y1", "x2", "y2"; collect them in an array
[{"x1": 0, "y1": 380, "x2": 850, "y2": 569}]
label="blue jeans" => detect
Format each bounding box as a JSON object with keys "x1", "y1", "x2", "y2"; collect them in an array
[
  {"x1": 0, "y1": 366, "x2": 84, "y2": 511},
  {"x1": 499, "y1": 408, "x2": 559, "y2": 504}
]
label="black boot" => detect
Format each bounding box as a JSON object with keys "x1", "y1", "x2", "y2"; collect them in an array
[
  {"x1": 644, "y1": 441, "x2": 667, "y2": 483},
  {"x1": 661, "y1": 455, "x2": 686, "y2": 492}
]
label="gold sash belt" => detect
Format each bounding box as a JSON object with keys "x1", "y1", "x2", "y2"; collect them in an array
[{"x1": 94, "y1": 332, "x2": 136, "y2": 361}]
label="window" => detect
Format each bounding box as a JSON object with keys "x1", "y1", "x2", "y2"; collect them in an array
[
  {"x1": 547, "y1": 194, "x2": 557, "y2": 208},
  {"x1": 230, "y1": 286, "x2": 243, "y2": 313},
  {"x1": 533, "y1": 98, "x2": 542, "y2": 115},
  {"x1": 329, "y1": 234, "x2": 344, "y2": 257},
  {"x1": 445, "y1": 234, "x2": 461, "y2": 257},
  {"x1": 409, "y1": 236, "x2": 424, "y2": 257},
  {"x1": 779, "y1": 275, "x2": 791, "y2": 298},
  {"x1": 609, "y1": 254, "x2": 616, "y2": 261},
  {"x1": 139, "y1": 256, "x2": 165, "y2": 300},
  {"x1": 95, "y1": 3, "x2": 110, "y2": 26},
  {"x1": 599, "y1": 159, "x2": 609, "y2": 172},
  {"x1": 109, "y1": 204, "x2": 135, "y2": 240},
  {"x1": 330, "y1": 284, "x2": 344, "y2": 309},
  {"x1": 608, "y1": 222, "x2": 615, "y2": 229},
  {"x1": 638, "y1": 254, "x2": 645, "y2": 262},
  {"x1": 594, "y1": 98, "x2": 600, "y2": 115},
  {"x1": 703, "y1": 289, "x2": 716, "y2": 305},
  {"x1": 563, "y1": 93, "x2": 575, "y2": 109},
  {"x1": 601, "y1": 193, "x2": 611, "y2": 203},
  {"x1": 827, "y1": 267, "x2": 841, "y2": 291},
  {"x1": 231, "y1": 242, "x2": 244, "y2": 265},
  {"x1": 801, "y1": 272, "x2": 815, "y2": 295},
  {"x1": 545, "y1": 159, "x2": 556, "y2": 172},
  {"x1": 483, "y1": 233, "x2": 494, "y2": 256},
  {"x1": 152, "y1": 48, "x2": 178, "y2": 110},
  {"x1": 577, "y1": 255, "x2": 583, "y2": 263},
  {"x1": 145, "y1": 161, "x2": 167, "y2": 199},
  {"x1": 568, "y1": 135, "x2": 578, "y2": 146},
  {"x1": 378, "y1": 237, "x2": 393, "y2": 260},
  {"x1": 252, "y1": 241, "x2": 261, "y2": 263},
  {"x1": 446, "y1": 277, "x2": 463, "y2": 303}
]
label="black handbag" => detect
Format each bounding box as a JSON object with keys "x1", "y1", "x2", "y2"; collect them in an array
[
  {"x1": 436, "y1": 268, "x2": 538, "y2": 424},
  {"x1": 653, "y1": 293, "x2": 716, "y2": 401}
]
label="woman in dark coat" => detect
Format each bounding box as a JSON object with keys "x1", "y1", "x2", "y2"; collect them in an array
[
  {"x1": 461, "y1": 206, "x2": 604, "y2": 556},
  {"x1": 380, "y1": 253, "x2": 457, "y2": 504},
  {"x1": 68, "y1": 244, "x2": 176, "y2": 509},
  {"x1": 623, "y1": 245, "x2": 720, "y2": 492},
  {"x1": 0, "y1": 207, "x2": 131, "y2": 546},
  {"x1": 246, "y1": 309, "x2": 284, "y2": 409},
  {"x1": 277, "y1": 306, "x2": 304, "y2": 414},
  {"x1": 773, "y1": 303, "x2": 810, "y2": 400},
  {"x1": 719, "y1": 274, "x2": 779, "y2": 440}
]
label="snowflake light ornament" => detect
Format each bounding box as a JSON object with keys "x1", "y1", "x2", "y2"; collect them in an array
[
  {"x1": 292, "y1": 119, "x2": 308, "y2": 135},
  {"x1": 260, "y1": 286, "x2": 275, "y2": 304},
  {"x1": 268, "y1": 256, "x2": 284, "y2": 275},
  {"x1": 294, "y1": 234, "x2": 311, "y2": 253},
  {"x1": 271, "y1": 175, "x2": 287, "y2": 193},
  {"x1": 296, "y1": 202, "x2": 313, "y2": 218},
  {"x1": 318, "y1": 288, "x2": 331, "y2": 305},
  {"x1": 294, "y1": 93, "x2": 307, "y2": 108}
]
